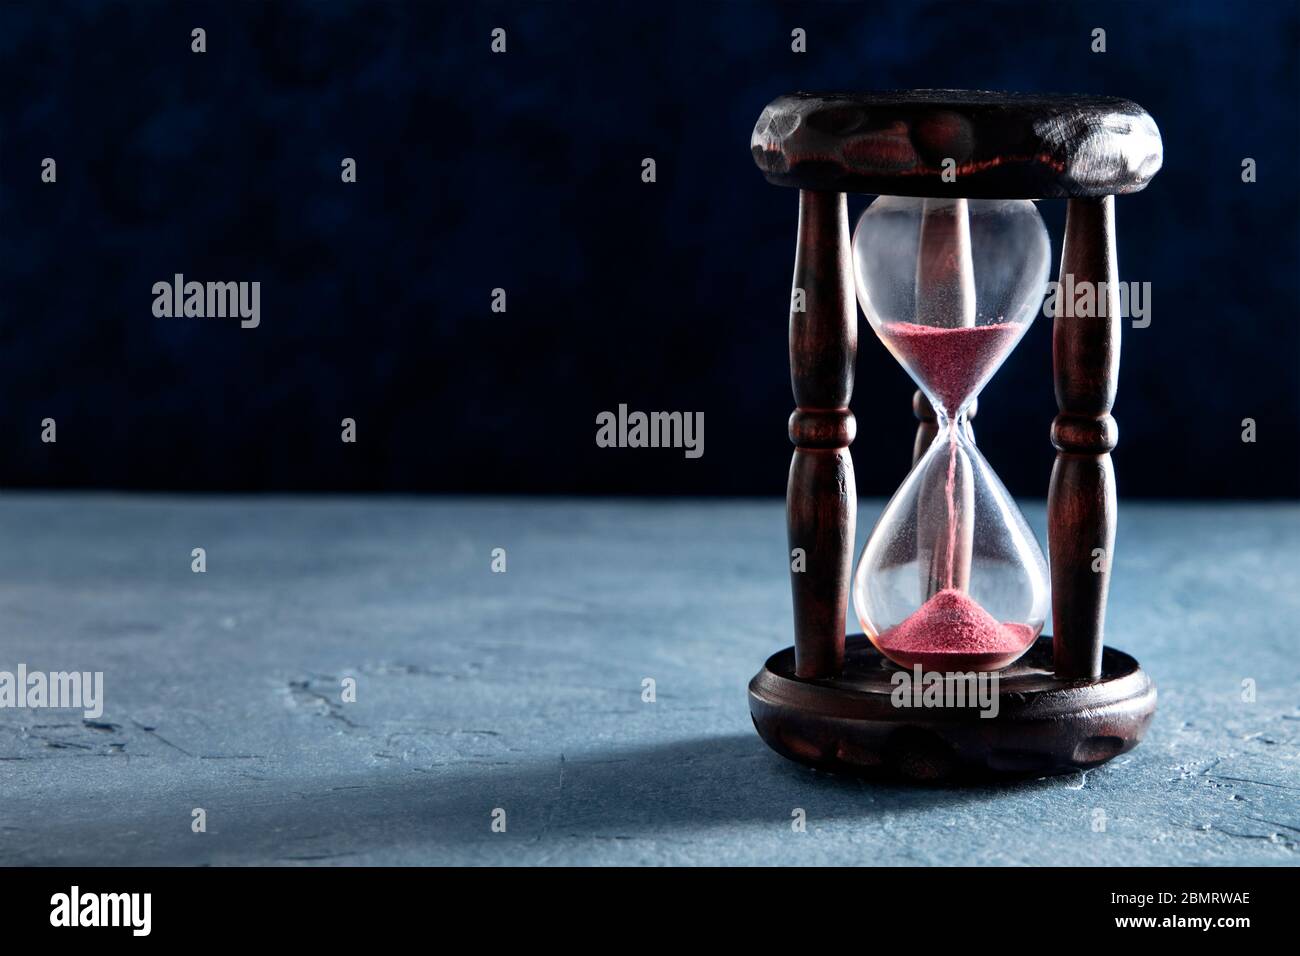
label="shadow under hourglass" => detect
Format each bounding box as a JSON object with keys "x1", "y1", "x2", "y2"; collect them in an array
[
  {"x1": 1, "y1": 732, "x2": 1085, "y2": 866},
  {"x1": 383, "y1": 733, "x2": 1068, "y2": 853}
]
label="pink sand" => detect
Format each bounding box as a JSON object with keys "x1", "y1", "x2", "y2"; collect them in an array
[
  {"x1": 875, "y1": 588, "x2": 1036, "y2": 671},
  {"x1": 881, "y1": 321, "x2": 1023, "y2": 415}
]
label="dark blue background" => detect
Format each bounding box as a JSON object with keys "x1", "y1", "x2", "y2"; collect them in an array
[{"x1": 1, "y1": 0, "x2": 1296, "y2": 497}]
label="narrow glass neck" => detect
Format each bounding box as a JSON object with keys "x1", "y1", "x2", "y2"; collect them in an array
[{"x1": 935, "y1": 406, "x2": 971, "y2": 430}]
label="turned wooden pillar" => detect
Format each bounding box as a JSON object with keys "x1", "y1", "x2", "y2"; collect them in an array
[
  {"x1": 787, "y1": 189, "x2": 856, "y2": 679},
  {"x1": 1049, "y1": 196, "x2": 1120, "y2": 680}
]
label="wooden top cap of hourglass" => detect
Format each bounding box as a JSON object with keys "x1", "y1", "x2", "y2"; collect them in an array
[{"x1": 751, "y1": 90, "x2": 1162, "y2": 199}]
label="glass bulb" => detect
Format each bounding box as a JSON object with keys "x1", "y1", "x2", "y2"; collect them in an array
[
  {"x1": 852, "y1": 426, "x2": 1050, "y2": 671},
  {"x1": 851, "y1": 196, "x2": 1051, "y2": 672},
  {"x1": 853, "y1": 196, "x2": 1050, "y2": 417}
]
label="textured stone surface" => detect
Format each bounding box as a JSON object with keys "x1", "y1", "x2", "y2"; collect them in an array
[{"x1": 0, "y1": 495, "x2": 1296, "y2": 866}]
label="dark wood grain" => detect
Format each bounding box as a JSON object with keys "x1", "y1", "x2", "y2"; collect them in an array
[
  {"x1": 1049, "y1": 197, "x2": 1120, "y2": 680},
  {"x1": 752, "y1": 91, "x2": 1162, "y2": 199},
  {"x1": 750, "y1": 634, "x2": 1157, "y2": 780},
  {"x1": 787, "y1": 190, "x2": 856, "y2": 679}
]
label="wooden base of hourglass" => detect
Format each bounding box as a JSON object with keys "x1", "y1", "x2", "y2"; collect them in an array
[{"x1": 749, "y1": 635, "x2": 1156, "y2": 781}]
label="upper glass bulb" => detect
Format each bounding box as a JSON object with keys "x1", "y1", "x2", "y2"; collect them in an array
[{"x1": 852, "y1": 197, "x2": 1050, "y2": 417}]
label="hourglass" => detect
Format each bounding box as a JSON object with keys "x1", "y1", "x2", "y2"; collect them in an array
[{"x1": 747, "y1": 91, "x2": 1162, "y2": 780}]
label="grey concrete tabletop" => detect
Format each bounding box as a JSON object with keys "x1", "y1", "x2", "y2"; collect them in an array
[{"x1": 0, "y1": 494, "x2": 1296, "y2": 866}]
